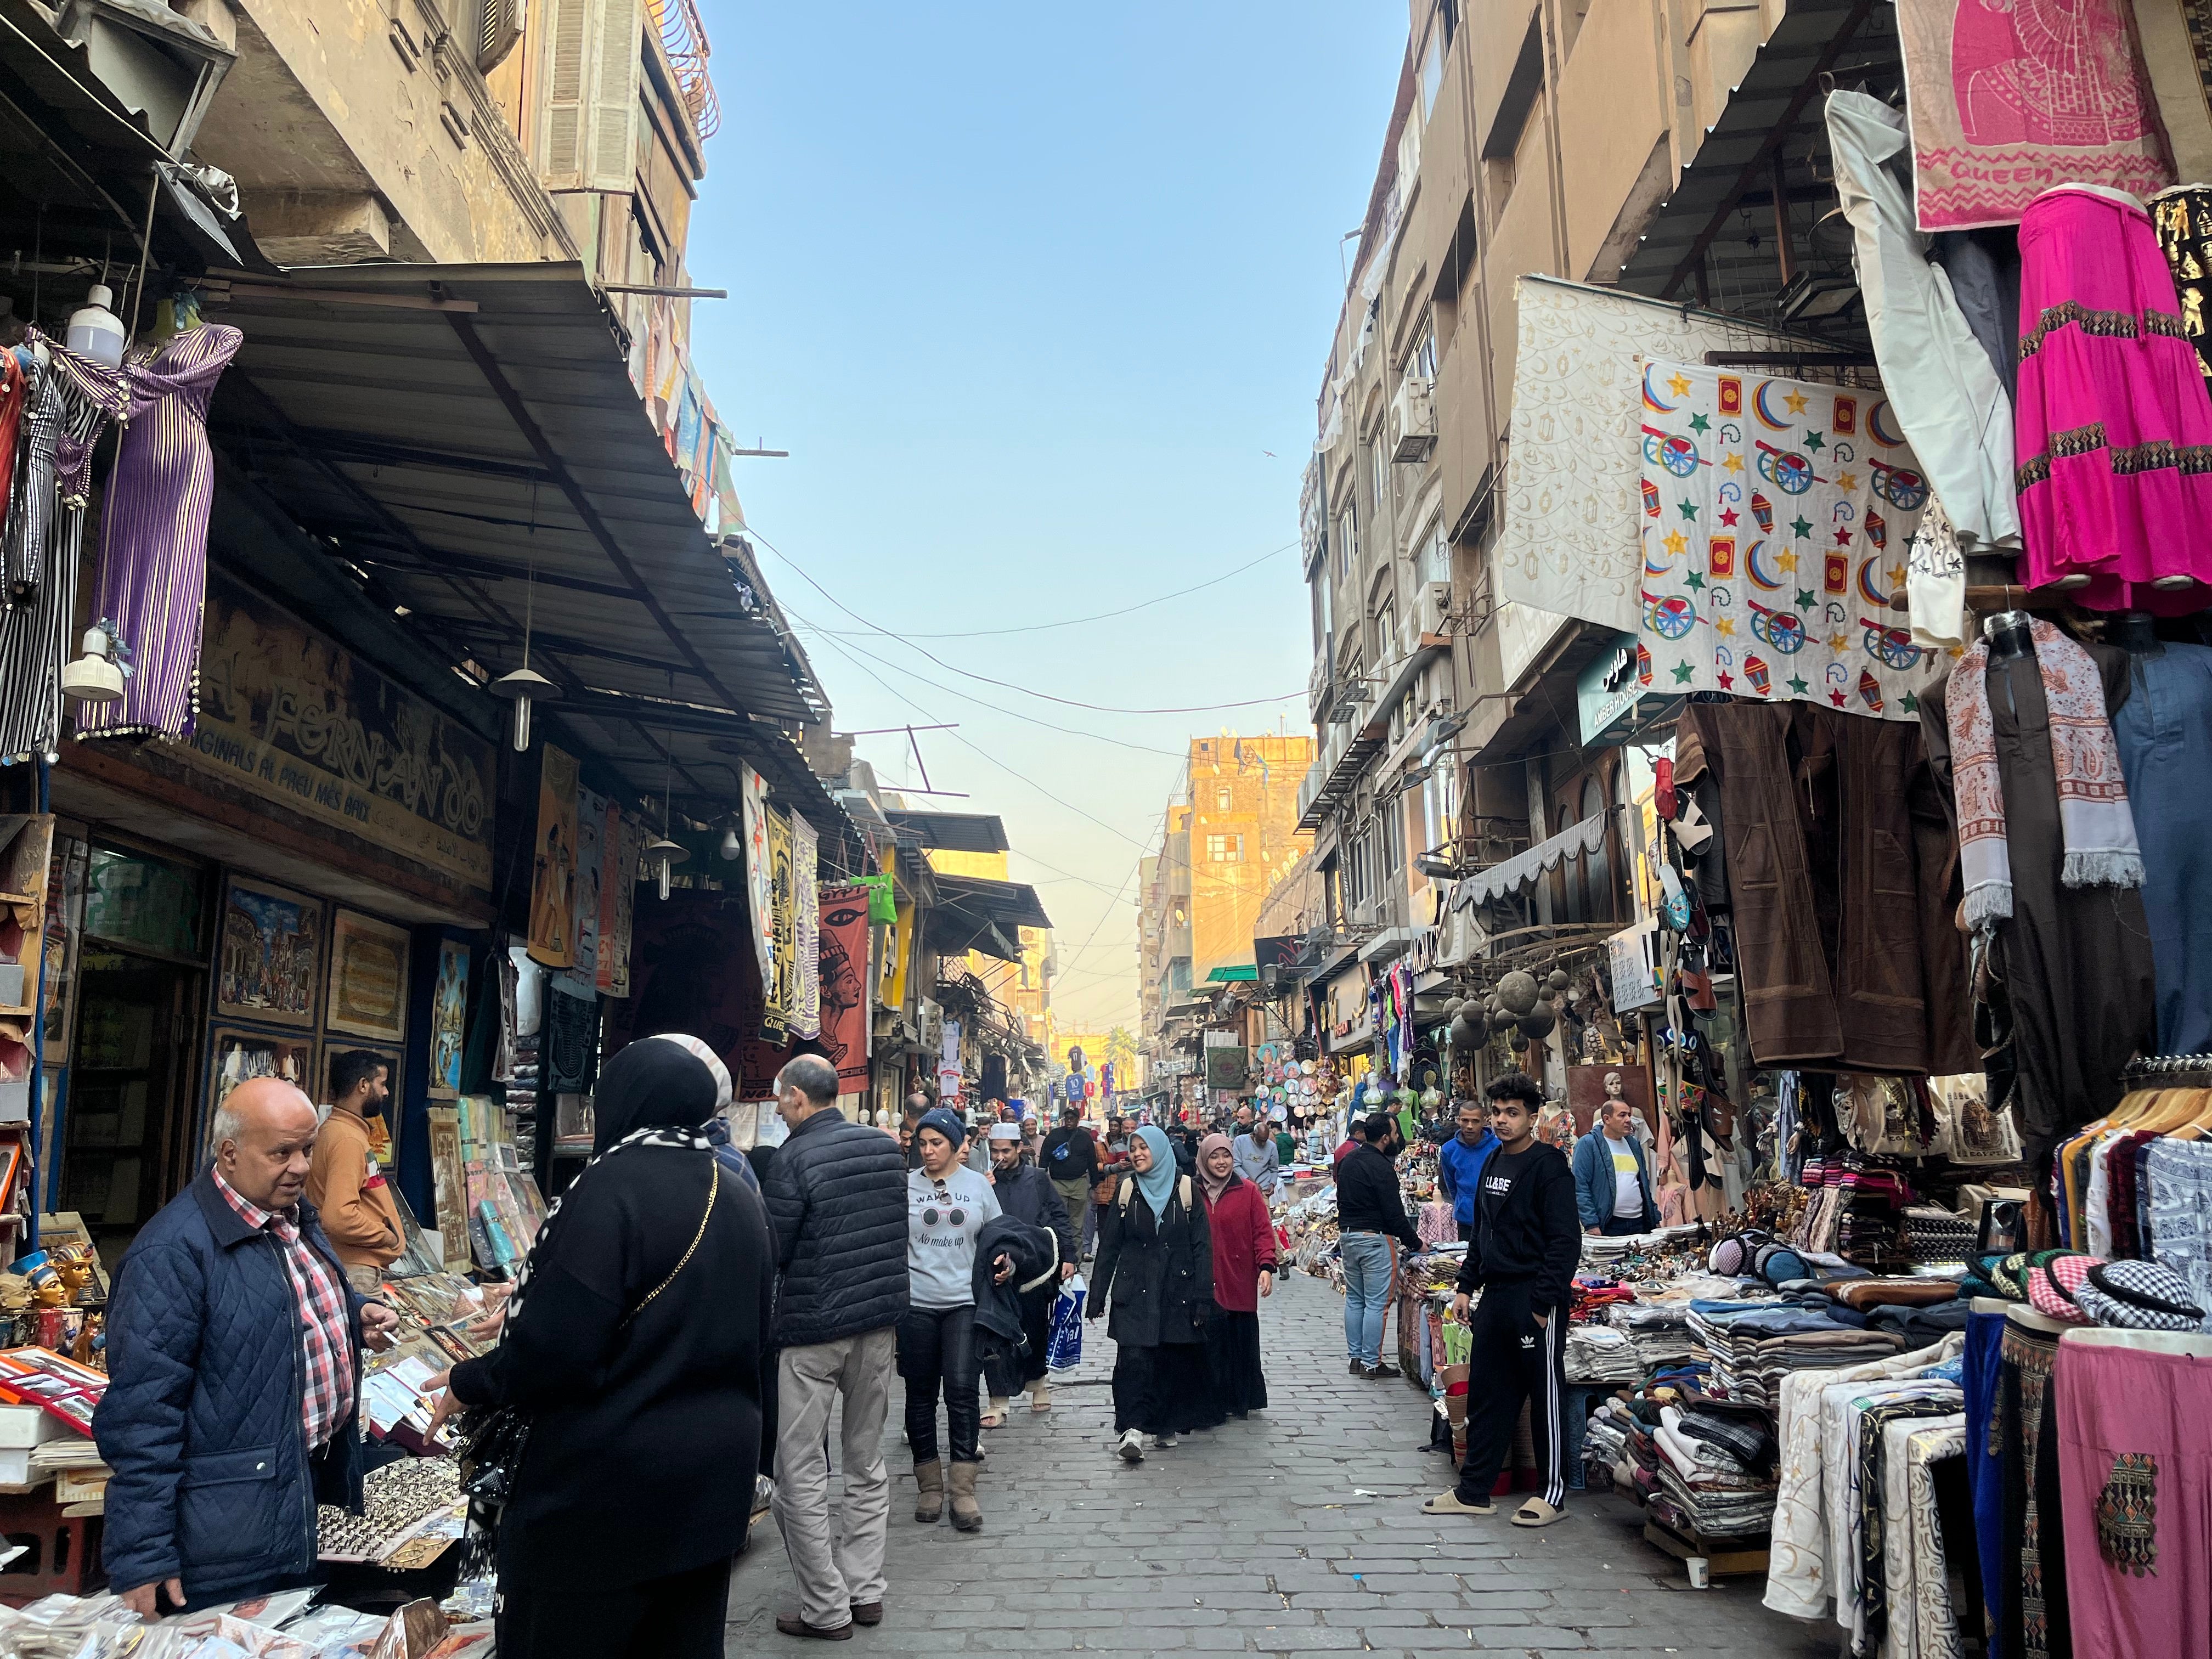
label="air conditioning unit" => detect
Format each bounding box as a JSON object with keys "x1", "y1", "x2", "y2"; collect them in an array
[
  {"x1": 1416, "y1": 582, "x2": 1451, "y2": 637},
  {"x1": 1390, "y1": 376, "x2": 1437, "y2": 463}
]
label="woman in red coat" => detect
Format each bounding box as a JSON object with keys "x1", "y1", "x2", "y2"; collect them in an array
[{"x1": 1197, "y1": 1133, "x2": 1277, "y2": 1418}]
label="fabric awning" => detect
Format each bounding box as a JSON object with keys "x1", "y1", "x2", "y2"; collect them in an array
[
  {"x1": 1451, "y1": 811, "x2": 1616, "y2": 910},
  {"x1": 1206, "y1": 964, "x2": 1259, "y2": 983},
  {"x1": 202, "y1": 262, "x2": 855, "y2": 849}
]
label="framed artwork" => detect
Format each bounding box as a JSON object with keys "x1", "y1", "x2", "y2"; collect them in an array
[
  {"x1": 429, "y1": 940, "x2": 468, "y2": 1099},
  {"x1": 215, "y1": 876, "x2": 324, "y2": 1029},
  {"x1": 326, "y1": 910, "x2": 410, "y2": 1041},
  {"x1": 526, "y1": 744, "x2": 579, "y2": 969},
  {"x1": 206, "y1": 1024, "x2": 319, "y2": 1134},
  {"x1": 425, "y1": 1106, "x2": 472, "y2": 1273}
]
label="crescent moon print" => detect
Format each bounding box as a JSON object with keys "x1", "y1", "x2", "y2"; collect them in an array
[
  {"x1": 1643, "y1": 364, "x2": 1679, "y2": 414},
  {"x1": 1857, "y1": 556, "x2": 1892, "y2": 608},
  {"x1": 1752, "y1": 379, "x2": 1793, "y2": 431},
  {"x1": 1746, "y1": 539, "x2": 1786, "y2": 591},
  {"x1": 1866, "y1": 400, "x2": 1906, "y2": 448}
]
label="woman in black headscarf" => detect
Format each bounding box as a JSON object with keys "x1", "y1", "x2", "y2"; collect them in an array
[{"x1": 426, "y1": 1035, "x2": 772, "y2": 1659}]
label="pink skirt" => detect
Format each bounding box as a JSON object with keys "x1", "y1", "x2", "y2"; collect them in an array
[{"x1": 2016, "y1": 186, "x2": 2212, "y2": 612}]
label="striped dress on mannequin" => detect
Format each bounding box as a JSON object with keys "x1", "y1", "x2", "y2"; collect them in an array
[
  {"x1": 75, "y1": 321, "x2": 242, "y2": 743},
  {"x1": 0, "y1": 336, "x2": 131, "y2": 764}
]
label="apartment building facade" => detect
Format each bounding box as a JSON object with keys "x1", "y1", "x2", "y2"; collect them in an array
[
  {"x1": 1293, "y1": 0, "x2": 2212, "y2": 1062},
  {"x1": 1139, "y1": 735, "x2": 1313, "y2": 1078}
]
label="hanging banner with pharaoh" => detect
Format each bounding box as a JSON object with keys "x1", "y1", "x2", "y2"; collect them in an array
[{"x1": 1635, "y1": 360, "x2": 1956, "y2": 720}]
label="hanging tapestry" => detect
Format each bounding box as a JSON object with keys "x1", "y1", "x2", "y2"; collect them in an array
[
  {"x1": 572, "y1": 787, "x2": 604, "y2": 977},
  {"x1": 763, "y1": 808, "x2": 795, "y2": 1040},
  {"x1": 526, "y1": 744, "x2": 578, "y2": 968},
  {"x1": 790, "y1": 815, "x2": 822, "y2": 1040},
  {"x1": 1898, "y1": 0, "x2": 2172, "y2": 232},
  {"x1": 430, "y1": 940, "x2": 468, "y2": 1099},
  {"x1": 1636, "y1": 360, "x2": 1954, "y2": 720},
  {"x1": 597, "y1": 805, "x2": 639, "y2": 998},
  {"x1": 816, "y1": 883, "x2": 874, "y2": 1094},
  {"x1": 739, "y1": 765, "x2": 774, "y2": 989}
]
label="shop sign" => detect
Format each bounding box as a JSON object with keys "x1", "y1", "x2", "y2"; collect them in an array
[
  {"x1": 1577, "y1": 631, "x2": 1683, "y2": 748},
  {"x1": 1608, "y1": 921, "x2": 1661, "y2": 1012},
  {"x1": 1204, "y1": 1046, "x2": 1248, "y2": 1091},
  {"x1": 182, "y1": 574, "x2": 495, "y2": 888}
]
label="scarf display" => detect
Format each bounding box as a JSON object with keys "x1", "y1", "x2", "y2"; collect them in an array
[
  {"x1": 1131, "y1": 1124, "x2": 1178, "y2": 1217},
  {"x1": 1198, "y1": 1132, "x2": 1234, "y2": 1206},
  {"x1": 1897, "y1": 0, "x2": 2172, "y2": 231},
  {"x1": 1945, "y1": 619, "x2": 2144, "y2": 929}
]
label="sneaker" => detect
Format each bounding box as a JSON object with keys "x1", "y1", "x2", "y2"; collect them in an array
[
  {"x1": 1348, "y1": 1358, "x2": 1365, "y2": 1375},
  {"x1": 1153, "y1": 1434, "x2": 1180, "y2": 1449},
  {"x1": 1116, "y1": 1429, "x2": 1145, "y2": 1463},
  {"x1": 1363, "y1": 1363, "x2": 1401, "y2": 1380}
]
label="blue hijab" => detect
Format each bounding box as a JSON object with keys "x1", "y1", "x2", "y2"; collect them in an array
[{"x1": 1131, "y1": 1124, "x2": 1179, "y2": 1218}]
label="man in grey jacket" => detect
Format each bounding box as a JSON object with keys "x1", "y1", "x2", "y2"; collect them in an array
[
  {"x1": 1232, "y1": 1120, "x2": 1280, "y2": 1199},
  {"x1": 764, "y1": 1055, "x2": 909, "y2": 1640}
]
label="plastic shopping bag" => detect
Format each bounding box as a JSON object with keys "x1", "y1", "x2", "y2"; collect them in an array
[{"x1": 1046, "y1": 1274, "x2": 1086, "y2": 1370}]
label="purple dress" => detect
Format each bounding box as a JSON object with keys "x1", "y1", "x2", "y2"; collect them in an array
[{"x1": 75, "y1": 321, "x2": 243, "y2": 742}]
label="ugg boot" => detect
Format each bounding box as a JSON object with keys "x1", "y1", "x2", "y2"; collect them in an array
[
  {"x1": 913, "y1": 1459, "x2": 944, "y2": 1524},
  {"x1": 947, "y1": 1459, "x2": 983, "y2": 1533}
]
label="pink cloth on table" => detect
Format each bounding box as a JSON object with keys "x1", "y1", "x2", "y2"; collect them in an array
[
  {"x1": 2053, "y1": 1338, "x2": 2212, "y2": 1659},
  {"x1": 2015, "y1": 185, "x2": 2212, "y2": 612}
]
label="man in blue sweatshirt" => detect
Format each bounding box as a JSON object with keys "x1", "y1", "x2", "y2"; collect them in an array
[
  {"x1": 1434, "y1": 1097, "x2": 1498, "y2": 1244},
  {"x1": 1423, "y1": 1071, "x2": 1580, "y2": 1529}
]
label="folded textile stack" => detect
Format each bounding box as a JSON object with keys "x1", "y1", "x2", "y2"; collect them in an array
[
  {"x1": 1571, "y1": 1277, "x2": 1637, "y2": 1321},
  {"x1": 1899, "y1": 1205, "x2": 1976, "y2": 1264},
  {"x1": 1798, "y1": 1152, "x2": 1915, "y2": 1266},
  {"x1": 1584, "y1": 1392, "x2": 1779, "y2": 1539},
  {"x1": 1609, "y1": 1301, "x2": 1699, "y2": 1370},
  {"x1": 1565, "y1": 1324, "x2": 1643, "y2": 1384},
  {"x1": 1578, "y1": 1223, "x2": 1707, "y2": 1265},
  {"x1": 1688, "y1": 1299, "x2": 1906, "y2": 1408}
]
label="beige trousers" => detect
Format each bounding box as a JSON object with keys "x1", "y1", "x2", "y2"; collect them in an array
[{"x1": 771, "y1": 1327, "x2": 896, "y2": 1629}]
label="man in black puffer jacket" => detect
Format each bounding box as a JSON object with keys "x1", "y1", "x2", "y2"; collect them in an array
[{"x1": 763, "y1": 1054, "x2": 909, "y2": 1639}]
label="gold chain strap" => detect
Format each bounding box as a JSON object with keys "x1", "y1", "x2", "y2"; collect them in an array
[{"x1": 622, "y1": 1160, "x2": 719, "y2": 1327}]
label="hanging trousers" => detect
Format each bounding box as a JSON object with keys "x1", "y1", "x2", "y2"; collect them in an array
[{"x1": 1452, "y1": 1280, "x2": 1566, "y2": 1509}]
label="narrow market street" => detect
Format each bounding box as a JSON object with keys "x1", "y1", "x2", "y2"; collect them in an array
[{"x1": 728, "y1": 1272, "x2": 1833, "y2": 1657}]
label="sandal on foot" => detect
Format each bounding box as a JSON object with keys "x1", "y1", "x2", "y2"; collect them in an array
[
  {"x1": 1512, "y1": 1498, "x2": 1565, "y2": 1528},
  {"x1": 1421, "y1": 1491, "x2": 1496, "y2": 1516}
]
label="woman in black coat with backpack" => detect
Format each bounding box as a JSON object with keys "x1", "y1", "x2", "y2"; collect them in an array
[{"x1": 1088, "y1": 1124, "x2": 1215, "y2": 1463}]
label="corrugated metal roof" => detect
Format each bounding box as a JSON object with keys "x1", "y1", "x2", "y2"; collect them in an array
[
  {"x1": 887, "y1": 809, "x2": 1009, "y2": 855},
  {"x1": 204, "y1": 262, "x2": 855, "y2": 848},
  {"x1": 931, "y1": 872, "x2": 1053, "y2": 932}
]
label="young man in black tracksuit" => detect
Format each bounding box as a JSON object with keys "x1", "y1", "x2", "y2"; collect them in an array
[{"x1": 1423, "y1": 1071, "x2": 1581, "y2": 1527}]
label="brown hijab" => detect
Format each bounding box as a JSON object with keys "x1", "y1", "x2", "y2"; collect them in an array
[{"x1": 1198, "y1": 1132, "x2": 1235, "y2": 1206}]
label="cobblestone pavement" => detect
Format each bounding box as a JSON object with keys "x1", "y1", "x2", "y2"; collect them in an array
[{"x1": 727, "y1": 1267, "x2": 1837, "y2": 1655}]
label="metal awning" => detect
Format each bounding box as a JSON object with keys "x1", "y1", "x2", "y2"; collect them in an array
[
  {"x1": 202, "y1": 262, "x2": 855, "y2": 849},
  {"x1": 1205, "y1": 964, "x2": 1258, "y2": 983},
  {"x1": 888, "y1": 809, "x2": 1009, "y2": 855},
  {"x1": 1615, "y1": 0, "x2": 1889, "y2": 307},
  {"x1": 1451, "y1": 811, "x2": 1616, "y2": 909},
  {"x1": 925, "y1": 872, "x2": 1051, "y2": 962}
]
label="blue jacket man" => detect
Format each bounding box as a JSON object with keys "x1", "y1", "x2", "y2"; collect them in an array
[
  {"x1": 1571, "y1": 1096, "x2": 1661, "y2": 1234},
  {"x1": 1434, "y1": 1099, "x2": 1499, "y2": 1237},
  {"x1": 96, "y1": 1080, "x2": 398, "y2": 1614}
]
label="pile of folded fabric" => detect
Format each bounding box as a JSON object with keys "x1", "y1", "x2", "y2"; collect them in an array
[
  {"x1": 1565, "y1": 1323, "x2": 1643, "y2": 1384},
  {"x1": 1899, "y1": 1204, "x2": 1977, "y2": 1264},
  {"x1": 1649, "y1": 1400, "x2": 1780, "y2": 1540},
  {"x1": 1609, "y1": 1301, "x2": 1700, "y2": 1370},
  {"x1": 1583, "y1": 1394, "x2": 1634, "y2": 1481},
  {"x1": 1798, "y1": 1151, "x2": 1916, "y2": 1265},
  {"x1": 1571, "y1": 1277, "x2": 1637, "y2": 1321},
  {"x1": 1688, "y1": 1296, "x2": 1905, "y2": 1408}
]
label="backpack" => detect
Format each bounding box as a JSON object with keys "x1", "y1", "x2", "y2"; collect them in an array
[{"x1": 1118, "y1": 1175, "x2": 1194, "y2": 1216}]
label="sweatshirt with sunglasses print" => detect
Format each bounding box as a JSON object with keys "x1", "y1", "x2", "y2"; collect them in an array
[{"x1": 907, "y1": 1165, "x2": 1002, "y2": 1310}]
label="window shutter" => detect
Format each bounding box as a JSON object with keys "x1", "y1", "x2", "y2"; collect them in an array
[
  {"x1": 539, "y1": 0, "x2": 589, "y2": 185},
  {"x1": 476, "y1": 0, "x2": 523, "y2": 74},
  {"x1": 584, "y1": 0, "x2": 640, "y2": 193}
]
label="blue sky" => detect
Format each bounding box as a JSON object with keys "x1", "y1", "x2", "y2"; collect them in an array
[{"x1": 686, "y1": 0, "x2": 1408, "y2": 1031}]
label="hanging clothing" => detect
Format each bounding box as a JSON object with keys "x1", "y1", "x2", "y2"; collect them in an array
[
  {"x1": 1826, "y1": 91, "x2": 2020, "y2": 557},
  {"x1": 75, "y1": 322, "x2": 242, "y2": 741},
  {"x1": 2109, "y1": 642, "x2": 2212, "y2": 1053},
  {"x1": 0, "y1": 351, "x2": 29, "y2": 595},
  {"x1": 1673, "y1": 700, "x2": 1975, "y2": 1076},
  {"x1": 1998, "y1": 1316, "x2": 2070, "y2": 1659},
  {"x1": 1932, "y1": 228, "x2": 2023, "y2": 402},
  {"x1": 2014, "y1": 186, "x2": 2212, "y2": 613},
  {"x1": 1923, "y1": 643, "x2": 2156, "y2": 1174},
  {"x1": 0, "y1": 338, "x2": 132, "y2": 763}
]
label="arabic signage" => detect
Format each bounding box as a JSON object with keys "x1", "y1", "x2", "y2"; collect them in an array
[
  {"x1": 1576, "y1": 631, "x2": 1683, "y2": 748},
  {"x1": 184, "y1": 573, "x2": 495, "y2": 889}
]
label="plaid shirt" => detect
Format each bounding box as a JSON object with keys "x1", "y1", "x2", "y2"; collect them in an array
[{"x1": 212, "y1": 1172, "x2": 356, "y2": 1449}]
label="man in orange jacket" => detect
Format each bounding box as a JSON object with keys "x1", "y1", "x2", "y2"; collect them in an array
[{"x1": 306, "y1": 1051, "x2": 405, "y2": 1291}]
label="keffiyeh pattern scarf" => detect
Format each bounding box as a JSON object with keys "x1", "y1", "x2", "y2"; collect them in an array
[{"x1": 1945, "y1": 619, "x2": 2143, "y2": 929}]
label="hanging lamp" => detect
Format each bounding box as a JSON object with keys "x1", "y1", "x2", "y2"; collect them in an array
[
  {"x1": 491, "y1": 484, "x2": 559, "y2": 750},
  {"x1": 60, "y1": 622, "x2": 124, "y2": 704},
  {"x1": 642, "y1": 725, "x2": 689, "y2": 899}
]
